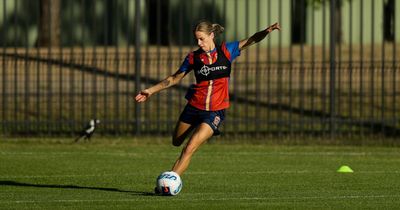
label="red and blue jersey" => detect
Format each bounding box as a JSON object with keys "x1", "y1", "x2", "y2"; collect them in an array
[{"x1": 178, "y1": 41, "x2": 241, "y2": 111}]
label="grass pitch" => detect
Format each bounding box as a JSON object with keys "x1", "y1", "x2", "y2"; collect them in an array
[{"x1": 1, "y1": 137, "x2": 400, "y2": 209}]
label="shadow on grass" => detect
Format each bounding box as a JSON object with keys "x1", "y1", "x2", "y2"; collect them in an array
[{"x1": 0, "y1": 180, "x2": 155, "y2": 196}]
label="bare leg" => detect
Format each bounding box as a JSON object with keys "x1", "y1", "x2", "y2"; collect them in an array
[
  {"x1": 172, "y1": 121, "x2": 195, "y2": 146},
  {"x1": 172, "y1": 123, "x2": 214, "y2": 175}
]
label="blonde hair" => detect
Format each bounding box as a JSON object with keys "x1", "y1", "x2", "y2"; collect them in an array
[{"x1": 193, "y1": 20, "x2": 224, "y2": 35}]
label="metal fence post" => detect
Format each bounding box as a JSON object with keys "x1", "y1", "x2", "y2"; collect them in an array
[
  {"x1": 329, "y1": 0, "x2": 336, "y2": 138},
  {"x1": 135, "y1": 0, "x2": 141, "y2": 135}
]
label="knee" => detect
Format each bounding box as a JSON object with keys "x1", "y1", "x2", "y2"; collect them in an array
[
  {"x1": 172, "y1": 136, "x2": 183, "y2": 147},
  {"x1": 172, "y1": 140, "x2": 181, "y2": 147},
  {"x1": 182, "y1": 144, "x2": 198, "y2": 156}
]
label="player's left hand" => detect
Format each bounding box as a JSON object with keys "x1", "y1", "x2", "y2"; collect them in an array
[{"x1": 266, "y1": 22, "x2": 280, "y2": 33}]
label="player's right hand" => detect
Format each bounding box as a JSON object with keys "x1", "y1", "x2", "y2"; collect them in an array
[{"x1": 135, "y1": 89, "x2": 152, "y2": 102}]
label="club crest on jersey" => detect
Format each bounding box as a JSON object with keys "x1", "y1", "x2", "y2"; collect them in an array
[{"x1": 198, "y1": 65, "x2": 227, "y2": 76}]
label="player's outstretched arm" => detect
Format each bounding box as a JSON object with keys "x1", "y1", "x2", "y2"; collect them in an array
[
  {"x1": 239, "y1": 22, "x2": 280, "y2": 51},
  {"x1": 134, "y1": 70, "x2": 187, "y2": 103}
]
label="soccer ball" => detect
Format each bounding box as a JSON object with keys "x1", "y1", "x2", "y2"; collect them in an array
[{"x1": 156, "y1": 171, "x2": 182, "y2": 196}]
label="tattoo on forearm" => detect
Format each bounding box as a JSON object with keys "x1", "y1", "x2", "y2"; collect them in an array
[{"x1": 162, "y1": 79, "x2": 170, "y2": 87}]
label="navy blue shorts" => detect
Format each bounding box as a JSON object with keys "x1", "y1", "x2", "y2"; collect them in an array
[{"x1": 179, "y1": 104, "x2": 225, "y2": 136}]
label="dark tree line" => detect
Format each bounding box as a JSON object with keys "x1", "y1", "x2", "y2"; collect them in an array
[{"x1": 0, "y1": 0, "x2": 395, "y2": 47}]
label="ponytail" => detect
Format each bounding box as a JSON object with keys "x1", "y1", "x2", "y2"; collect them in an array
[
  {"x1": 211, "y1": 24, "x2": 224, "y2": 35},
  {"x1": 194, "y1": 20, "x2": 225, "y2": 35}
]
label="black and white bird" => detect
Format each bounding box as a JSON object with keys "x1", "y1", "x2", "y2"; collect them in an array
[{"x1": 74, "y1": 119, "x2": 100, "y2": 143}]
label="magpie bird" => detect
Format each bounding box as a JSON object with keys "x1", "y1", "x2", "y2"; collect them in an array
[{"x1": 75, "y1": 119, "x2": 100, "y2": 142}]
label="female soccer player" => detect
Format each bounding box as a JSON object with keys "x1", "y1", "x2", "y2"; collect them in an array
[{"x1": 135, "y1": 20, "x2": 280, "y2": 176}]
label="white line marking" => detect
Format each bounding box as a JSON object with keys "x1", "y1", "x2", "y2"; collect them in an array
[
  {"x1": 2, "y1": 194, "x2": 400, "y2": 204},
  {"x1": 1, "y1": 170, "x2": 399, "y2": 179},
  {"x1": 2, "y1": 151, "x2": 400, "y2": 157}
]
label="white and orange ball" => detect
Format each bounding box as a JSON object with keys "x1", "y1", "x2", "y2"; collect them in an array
[{"x1": 156, "y1": 171, "x2": 182, "y2": 196}]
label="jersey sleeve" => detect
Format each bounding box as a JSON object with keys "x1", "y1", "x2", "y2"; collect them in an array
[
  {"x1": 178, "y1": 52, "x2": 194, "y2": 72},
  {"x1": 224, "y1": 41, "x2": 241, "y2": 62}
]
